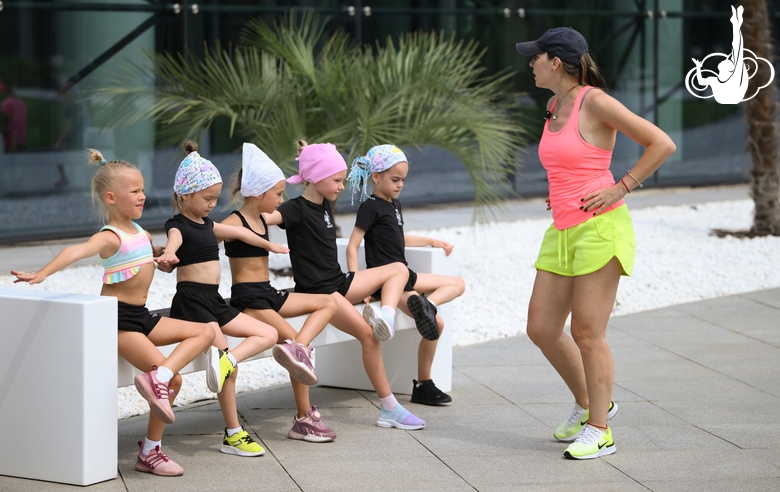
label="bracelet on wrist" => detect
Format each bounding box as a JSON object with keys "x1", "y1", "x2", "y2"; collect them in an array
[
  {"x1": 620, "y1": 178, "x2": 631, "y2": 194},
  {"x1": 626, "y1": 170, "x2": 643, "y2": 188}
]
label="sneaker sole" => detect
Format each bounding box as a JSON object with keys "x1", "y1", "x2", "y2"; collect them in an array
[
  {"x1": 410, "y1": 394, "x2": 452, "y2": 405},
  {"x1": 407, "y1": 296, "x2": 439, "y2": 341},
  {"x1": 133, "y1": 375, "x2": 175, "y2": 425},
  {"x1": 135, "y1": 461, "x2": 184, "y2": 476},
  {"x1": 219, "y1": 444, "x2": 266, "y2": 457},
  {"x1": 363, "y1": 305, "x2": 393, "y2": 342},
  {"x1": 287, "y1": 430, "x2": 335, "y2": 443},
  {"x1": 206, "y1": 347, "x2": 220, "y2": 393},
  {"x1": 564, "y1": 443, "x2": 616, "y2": 460},
  {"x1": 273, "y1": 344, "x2": 318, "y2": 386},
  {"x1": 376, "y1": 418, "x2": 425, "y2": 430}
]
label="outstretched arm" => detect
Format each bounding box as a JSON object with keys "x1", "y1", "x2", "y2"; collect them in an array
[
  {"x1": 263, "y1": 211, "x2": 283, "y2": 227},
  {"x1": 346, "y1": 227, "x2": 366, "y2": 272},
  {"x1": 404, "y1": 234, "x2": 454, "y2": 256},
  {"x1": 213, "y1": 222, "x2": 289, "y2": 254},
  {"x1": 11, "y1": 231, "x2": 118, "y2": 284},
  {"x1": 157, "y1": 228, "x2": 182, "y2": 267}
]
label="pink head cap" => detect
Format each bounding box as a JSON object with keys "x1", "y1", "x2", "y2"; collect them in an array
[{"x1": 287, "y1": 143, "x2": 347, "y2": 185}]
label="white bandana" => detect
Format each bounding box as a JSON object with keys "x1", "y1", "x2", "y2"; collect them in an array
[{"x1": 240, "y1": 143, "x2": 286, "y2": 197}]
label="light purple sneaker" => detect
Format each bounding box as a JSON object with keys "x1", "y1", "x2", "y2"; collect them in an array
[
  {"x1": 134, "y1": 367, "x2": 175, "y2": 424},
  {"x1": 363, "y1": 303, "x2": 394, "y2": 342},
  {"x1": 376, "y1": 403, "x2": 425, "y2": 430},
  {"x1": 288, "y1": 406, "x2": 337, "y2": 443},
  {"x1": 273, "y1": 339, "x2": 318, "y2": 386}
]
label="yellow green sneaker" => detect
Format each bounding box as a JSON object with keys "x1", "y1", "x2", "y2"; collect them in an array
[
  {"x1": 563, "y1": 425, "x2": 615, "y2": 459},
  {"x1": 220, "y1": 428, "x2": 265, "y2": 457},
  {"x1": 207, "y1": 349, "x2": 235, "y2": 393},
  {"x1": 554, "y1": 401, "x2": 618, "y2": 442}
]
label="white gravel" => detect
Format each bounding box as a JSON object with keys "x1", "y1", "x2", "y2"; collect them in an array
[{"x1": 2, "y1": 198, "x2": 778, "y2": 419}]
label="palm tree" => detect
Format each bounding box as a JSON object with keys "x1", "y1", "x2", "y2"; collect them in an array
[
  {"x1": 716, "y1": 0, "x2": 779, "y2": 237},
  {"x1": 92, "y1": 10, "x2": 528, "y2": 219}
]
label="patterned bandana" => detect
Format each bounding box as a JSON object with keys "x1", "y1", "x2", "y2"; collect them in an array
[
  {"x1": 346, "y1": 144, "x2": 407, "y2": 204},
  {"x1": 173, "y1": 151, "x2": 222, "y2": 196},
  {"x1": 240, "y1": 143, "x2": 286, "y2": 197},
  {"x1": 287, "y1": 143, "x2": 347, "y2": 185}
]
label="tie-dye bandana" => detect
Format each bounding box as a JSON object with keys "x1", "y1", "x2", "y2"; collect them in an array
[
  {"x1": 346, "y1": 144, "x2": 407, "y2": 204},
  {"x1": 173, "y1": 151, "x2": 223, "y2": 196}
]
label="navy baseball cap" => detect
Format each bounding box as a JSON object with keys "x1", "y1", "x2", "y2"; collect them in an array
[{"x1": 516, "y1": 27, "x2": 589, "y2": 65}]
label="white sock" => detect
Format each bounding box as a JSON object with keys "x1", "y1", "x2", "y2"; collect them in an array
[
  {"x1": 226, "y1": 352, "x2": 237, "y2": 367},
  {"x1": 142, "y1": 437, "x2": 161, "y2": 455},
  {"x1": 379, "y1": 394, "x2": 398, "y2": 411},
  {"x1": 226, "y1": 426, "x2": 242, "y2": 437},
  {"x1": 380, "y1": 306, "x2": 396, "y2": 328},
  {"x1": 155, "y1": 366, "x2": 174, "y2": 383}
]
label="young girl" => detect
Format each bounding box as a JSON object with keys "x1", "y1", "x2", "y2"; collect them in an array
[
  {"x1": 12, "y1": 150, "x2": 217, "y2": 477},
  {"x1": 221, "y1": 142, "x2": 338, "y2": 442},
  {"x1": 157, "y1": 140, "x2": 314, "y2": 456},
  {"x1": 264, "y1": 140, "x2": 426, "y2": 430},
  {"x1": 346, "y1": 144, "x2": 465, "y2": 406}
]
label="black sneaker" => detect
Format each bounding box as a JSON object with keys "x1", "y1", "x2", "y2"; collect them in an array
[
  {"x1": 407, "y1": 294, "x2": 439, "y2": 341},
  {"x1": 410, "y1": 379, "x2": 452, "y2": 405}
]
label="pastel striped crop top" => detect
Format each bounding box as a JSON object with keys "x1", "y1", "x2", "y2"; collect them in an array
[
  {"x1": 99, "y1": 222, "x2": 154, "y2": 284},
  {"x1": 538, "y1": 86, "x2": 623, "y2": 230}
]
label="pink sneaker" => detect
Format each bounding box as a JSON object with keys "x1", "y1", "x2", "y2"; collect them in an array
[
  {"x1": 135, "y1": 441, "x2": 184, "y2": 477},
  {"x1": 272, "y1": 339, "x2": 318, "y2": 386},
  {"x1": 288, "y1": 406, "x2": 336, "y2": 442},
  {"x1": 134, "y1": 367, "x2": 176, "y2": 424}
]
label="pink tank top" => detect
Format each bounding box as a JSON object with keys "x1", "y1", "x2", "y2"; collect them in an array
[{"x1": 538, "y1": 86, "x2": 623, "y2": 230}]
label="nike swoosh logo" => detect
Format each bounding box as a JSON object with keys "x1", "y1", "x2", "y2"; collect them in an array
[
  {"x1": 580, "y1": 420, "x2": 588, "y2": 426},
  {"x1": 598, "y1": 442, "x2": 607, "y2": 449}
]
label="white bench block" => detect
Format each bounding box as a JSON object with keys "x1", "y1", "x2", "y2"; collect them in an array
[{"x1": 0, "y1": 289, "x2": 117, "y2": 486}]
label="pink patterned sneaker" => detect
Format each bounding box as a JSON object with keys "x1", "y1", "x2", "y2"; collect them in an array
[
  {"x1": 273, "y1": 339, "x2": 318, "y2": 386},
  {"x1": 135, "y1": 441, "x2": 184, "y2": 477},
  {"x1": 288, "y1": 406, "x2": 336, "y2": 443},
  {"x1": 134, "y1": 367, "x2": 176, "y2": 424}
]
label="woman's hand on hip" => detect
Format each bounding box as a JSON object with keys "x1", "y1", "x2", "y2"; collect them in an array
[{"x1": 581, "y1": 184, "x2": 627, "y2": 216}]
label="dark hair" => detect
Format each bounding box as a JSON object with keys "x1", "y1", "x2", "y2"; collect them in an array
[
  {"x1": 86, "y1": 149, "x2": 139, "y2": 221},
  {"x1": 560, "y1": 52, "x2": 607, "y2": 92},
  {"x1": 182, "y1": 139, "x2": 198, "y2": 154}
]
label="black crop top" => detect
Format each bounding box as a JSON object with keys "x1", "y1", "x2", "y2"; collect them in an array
[
  {"x1": 223, "y1": 211, "x2": 269, "y2": 258},
  {"x1": 164, "y1": 214, "x2": 220, "y2": 266}
]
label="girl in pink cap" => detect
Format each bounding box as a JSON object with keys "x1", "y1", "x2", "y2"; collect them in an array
[
  {"x1": 13, "y1": 149, "x2": 217, "y2": 476},
  {"x1": 265, "y1": 140, "x2": 425, "y2": 430}
]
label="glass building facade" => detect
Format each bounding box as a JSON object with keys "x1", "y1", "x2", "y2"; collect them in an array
[{"x1": 1, "y1": 0, "x2": 778, "y2": 241}]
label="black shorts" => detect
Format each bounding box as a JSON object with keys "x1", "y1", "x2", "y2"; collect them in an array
[
  {"x1": 118, "y1": 301, "x2": 162, "y2": 336},
  {"x1": 170, "y1": 281, "x2": 241, "y2": 326},
  {"x1": 230, "y1": 281, "x2": 290, "y2": 312},
  {"x1": 297, "y1": 272, "x2": 354, "y2": 297},
  {"x1": 372, "y1": 267, "x2": 417, "y2": 300}
]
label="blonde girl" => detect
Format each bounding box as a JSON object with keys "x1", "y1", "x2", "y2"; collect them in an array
[
  {"x1": 264, "y1": 140, "x2": 425, "y2": 430},
  {"x1": 346, "y1": 144, "x2": 465, "y2": 406},
  {"x1": 221, "y1": 142, "x2": 338, "y2": 442},
  {"x1": 12, "y1": 150, "x2": 217, "y2": 477},
  {"x1": 157, "y1": 140, "x2": 312, "y2": 456}
]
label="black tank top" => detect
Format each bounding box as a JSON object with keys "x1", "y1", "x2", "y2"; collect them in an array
[{"x1": 223, "y1": 210, "x2": 269, "y2": 258}]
